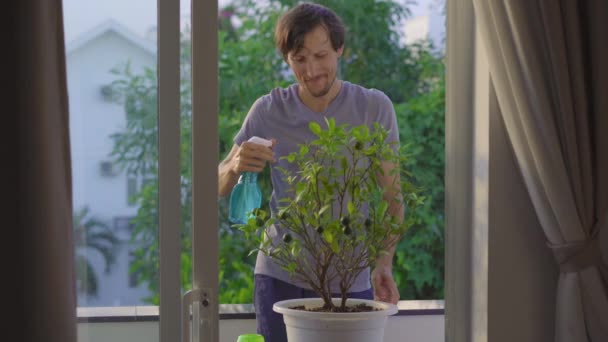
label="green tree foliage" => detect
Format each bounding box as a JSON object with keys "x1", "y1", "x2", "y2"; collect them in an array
[
  {"x1": 394, "y1": 48, "x2": 445, "y2": 299},
  {"x1": 73, "y1": 207, "x2": 119, "y2": 297},
  {"x1": 108, "y1": 0, "x2": 445, "y2": 304}
]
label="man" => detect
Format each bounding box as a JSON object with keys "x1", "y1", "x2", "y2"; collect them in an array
[{"x1": 218, "y1": 3, "x2": 403, "y2": 341}]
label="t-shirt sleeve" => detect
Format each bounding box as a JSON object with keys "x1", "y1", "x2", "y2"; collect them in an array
[
  {"x1": 373, "y1": 90, "x2": 400, "y2": 152},
  {"x1": 233, "y1": 96, "x2": 267, "y2": 146}
]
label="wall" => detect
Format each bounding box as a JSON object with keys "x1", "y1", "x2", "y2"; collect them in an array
[{"x1": 77, "y1": 314, "x2": 444, "y2": 342}]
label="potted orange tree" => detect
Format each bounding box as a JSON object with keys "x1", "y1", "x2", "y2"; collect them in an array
[{"x1": 238, "y1": 118, "x2": 422, "y2": 342}]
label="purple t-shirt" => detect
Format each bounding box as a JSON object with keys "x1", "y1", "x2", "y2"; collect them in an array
[{"x1": 234, "y1": 81, "x2": 399, "y2": 292}]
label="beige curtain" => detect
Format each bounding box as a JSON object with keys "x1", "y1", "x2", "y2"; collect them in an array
[
  {"x1": 11, "y1": 1, "x2": 77, "y2": 342},
  {"x1": 472, "y1": 1, "x2": 608, "y2": 341}
]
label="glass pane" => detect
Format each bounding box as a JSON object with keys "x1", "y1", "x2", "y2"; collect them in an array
[
  {"x1": 217, "y1": 0, "x2": 280, "y2": 305},
  {"x1": 64, "y1": 0, "x2": 158, "y2": 315},
  {"x1": 216, "y1": 0, "x2": 446, "y2": 304},
  {"x1": 393, "y1": 0, "x2": 446, "y2": 301},
  {"x1": 180, "y1": 0, "x2": 193, "y2": 302}
]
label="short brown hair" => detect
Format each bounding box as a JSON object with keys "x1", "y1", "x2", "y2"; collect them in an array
[{"x1": 275, "y1": 3, "x2": 345, "y2": 60}]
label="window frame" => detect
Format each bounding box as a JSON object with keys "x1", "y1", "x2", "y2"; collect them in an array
[
  {"x1": 445, "y1": 0, "x2": 490, "y2": 341},
  {"x1": 157, "y1": 0, "x2": 182, "y2": 341},
  {"x1": 183, "y1": 0, "x2": 220, "y2": 342}
]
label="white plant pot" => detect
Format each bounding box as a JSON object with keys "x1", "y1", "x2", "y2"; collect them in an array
[{"x1": 273, "y1": 298, "x2": 398, "y2": 342}]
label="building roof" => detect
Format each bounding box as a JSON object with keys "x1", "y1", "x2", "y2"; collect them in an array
[{"x1": 66, "y1": 19, "x2": 156, "y2": 56}]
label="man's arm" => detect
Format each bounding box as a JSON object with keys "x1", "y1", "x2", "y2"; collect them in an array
[
  {"x1": 218, "y1": 142, "x2": 275, "y2": 197},
  {"x1": 371, "y1": 160, "x2": 404, "y2": 304}
]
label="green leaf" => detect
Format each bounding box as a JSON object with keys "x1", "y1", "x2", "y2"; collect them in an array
[
  {"x1": 309, "y1": 122, "x2": 321, "y2": 136},
  {"x1": 347, "y1": 201, "x2": 356, "y2": 215},
  {"x1": 290, "y1": 242, "x2": 301, "y2": 256},
  {"x1": 377, "y1": 201, "x2": 389, "y2": 221},
  {"x1": 323, "y1": 230, "x2": 334, "y2": 244},
  {"x1": 319, "y1": 204, "x2": 331, "y2": 217},
  {"x1": 327, "y1": 118, "x2": 336, "y2": 131},
  {"x1": 284, "y1": 262, "x2": 297, "y2": 274},
  {"x1": 330, "y1": 239, "x2": 340, "y2": 254}
]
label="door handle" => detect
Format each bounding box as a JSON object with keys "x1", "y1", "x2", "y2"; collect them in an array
[{"x1": 182, "y1": 288, "x2": 215, "y2": 342}]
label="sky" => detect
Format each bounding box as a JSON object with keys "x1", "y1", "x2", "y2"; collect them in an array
[{"x1": 62, "y1": 0, "x2": 443, "y2": 43}]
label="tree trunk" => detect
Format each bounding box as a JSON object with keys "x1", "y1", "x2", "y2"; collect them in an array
[
  {"x1": 340, "y1": 292, "x2": 348, "y2": 310},
  {"x1": 322, "y1": 294, "x2": 334, "y2": 310}
]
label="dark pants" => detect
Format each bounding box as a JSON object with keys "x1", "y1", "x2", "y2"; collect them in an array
[{"x1": 253, "y1": 274, "x2": 374, "y2": 342}]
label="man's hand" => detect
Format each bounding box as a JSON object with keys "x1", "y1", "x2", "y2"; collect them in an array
[
  {"x1": 231, "y1": 139, "x2": 276, "y2": 174},
  {"x1": 218, "y1": 140, "x2": 276, "y2": 197},
  {"x1": 371, "y1": 264, "x2": 399, "y2": 304},
  {"x1": 371, "y1": 159, "x2": 403, "y2": 304}
]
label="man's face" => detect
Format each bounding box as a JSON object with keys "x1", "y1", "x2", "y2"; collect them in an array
[{"x1": 287, "y1": 25, "x2": 343, "y2": 98}]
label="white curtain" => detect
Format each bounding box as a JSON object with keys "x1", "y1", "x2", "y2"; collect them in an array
[
  {"x1": 10, "y1": 1, "x2": 77, "y2": 341},
  {"x1": 472, "y1": 1, "x2": 608, "y2": 341}
]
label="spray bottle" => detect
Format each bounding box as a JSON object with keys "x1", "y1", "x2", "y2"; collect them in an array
[{"x1": 228, "y1": 136, "x2": 272, "y2": 224}]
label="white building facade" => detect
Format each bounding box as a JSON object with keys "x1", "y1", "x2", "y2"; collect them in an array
[{"x1": 67, "y1": 19, "x2": 156, "y2": 306}]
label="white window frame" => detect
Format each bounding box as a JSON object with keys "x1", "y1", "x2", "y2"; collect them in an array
[
  {"x1": 158, "y1": 0, "x2": 221, "y2": 340},
  {"x1": 445, "y1": 0, "x2": 487, "y2": 341},
  {"x1": 157, "y1": 0, "x2": 183, "y2": 342},
  {"x1": 185, "y1": 0, "x2": 220, "y2": 341}
]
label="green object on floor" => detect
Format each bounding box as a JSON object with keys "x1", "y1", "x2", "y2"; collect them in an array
[{"x1": 237, "y1": 333, "x2": 265, "y2": 342}]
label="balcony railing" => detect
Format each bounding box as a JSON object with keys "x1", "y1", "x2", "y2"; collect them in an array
[{"x1": 77, "y1": 300, "x2": 444, "y2": 342}]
